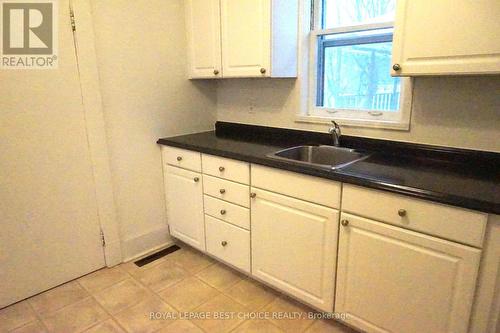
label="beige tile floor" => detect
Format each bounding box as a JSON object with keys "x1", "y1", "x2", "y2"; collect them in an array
[{"x1": 0, "y1": 245, "x2": 358, "y2": 333}]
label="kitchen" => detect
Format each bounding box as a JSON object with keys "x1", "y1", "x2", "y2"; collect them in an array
[{"x1": 0, "y1": 0, "x2": 499, "y2": 332}]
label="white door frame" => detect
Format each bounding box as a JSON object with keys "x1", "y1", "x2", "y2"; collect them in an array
[{"x1": 69, "y1": 0, "x2": 122, "y2": 266}]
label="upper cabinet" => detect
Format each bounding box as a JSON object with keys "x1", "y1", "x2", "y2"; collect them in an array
[
  {"x1": 392, "y1": 0, "x2": 500, "y2": 76},
  {"x1": 220, "y1": 0, "x2": 270, "y2": 78},
  {"x1": 185, "y1": 0, "x2": 298, "y2": 79},
  {"x1": 185, "y1": 0, "x2": 222, "y2": 78}
]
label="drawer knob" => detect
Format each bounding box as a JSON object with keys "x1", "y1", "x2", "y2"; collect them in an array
[
  {"x1": 193, "y1": 177, "x2": 200, "y2": 183},
  {"x1": 220, "y1": 209, "x2": 226, "y2": 215},
  {"x1": 219, "y1": 166, "x2": 225, "y2": 172},
  {"x1": 219, "y1": 189, "x2": 226, "y2": 194},
  {"x1": 176, "y1": 156, "x2": 183, "y2": 161},
  {"x1": 341, "y1": 219, "x2": 349, "y2": 227},
  {"x1": 250, "y1": 193, "x2": 257, "y2": 198},
  {"x1": 221, "y1": 241, "x2": 228, "y2": 247},
  {"x1": 398, "y1": 209, "x2": 407, "y2": 217}
]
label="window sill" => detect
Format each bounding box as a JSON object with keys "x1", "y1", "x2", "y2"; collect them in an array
[{"x1": 295, "y1": 114, "x2": 410, "y2": 131}]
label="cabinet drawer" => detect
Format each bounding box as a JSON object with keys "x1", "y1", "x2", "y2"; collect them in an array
[
  {"x1": 251, "y1": 165, "x2": 341, "y2": 208},
  {"x1": 204, "y1": 195, "x2": 250, "y2": 230},
  {"x1": 205, "y1": 215, "x2": 250, "y2": 273},
  {"x1": 162, "y1": 146, "x2": 201, "y2": 172},
  {"x1": 202, "y1": 154, "x2": 250, "y2": 184},
  {"x1": 342, "y1": 185, "x2": 487, "y2": 247},
  {"x1": 203, "y1": 175, "x2": 250, "y2": 207}
]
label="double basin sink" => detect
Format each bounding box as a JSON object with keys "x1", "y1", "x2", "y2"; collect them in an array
[{"x1": 268, "y1": 145, "x2": 371, "y2": 170}]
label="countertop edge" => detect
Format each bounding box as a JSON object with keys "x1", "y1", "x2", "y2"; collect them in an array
[{"x1": 157, "y1": 138, "x2": 499, "y2": 215}]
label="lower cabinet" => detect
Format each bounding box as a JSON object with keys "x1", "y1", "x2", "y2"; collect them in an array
[
  {"x1": 164, "y1": 166, "x2": 205, "y2": 251},
  {"x1": 251, "y1": 188, "x2": 338, "y2": 312},
  {"x1": 335, "y1": 213, "x2": 482, "y2": 333},
  {"x1": 162, "y1": 148, "x2": 488, "y2": 332},
  {"x1": 205, "y1": 215, "x2": 251, "y2": 273}
]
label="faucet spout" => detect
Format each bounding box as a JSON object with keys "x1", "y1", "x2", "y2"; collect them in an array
[{"x1": 328, "y1": 120, "x2": 341, "y2": 146}]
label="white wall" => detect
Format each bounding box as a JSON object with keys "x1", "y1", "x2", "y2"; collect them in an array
[
  {"x1": 216, "y1": 1, "x2": 500, "y2": 153},
  {"x1": 91, "y1": 0, "x2": 217, "y2": 260}
]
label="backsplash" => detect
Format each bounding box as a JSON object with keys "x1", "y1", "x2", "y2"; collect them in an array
[{"x1": 216, "y1": 76, "x2": 500, "y2": 153}]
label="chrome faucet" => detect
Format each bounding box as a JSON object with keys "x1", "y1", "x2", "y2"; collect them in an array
[{"x1": 328, "y1": 120, "x2": 341, "y2": 146}]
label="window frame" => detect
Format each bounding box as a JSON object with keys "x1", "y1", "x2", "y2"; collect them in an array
[{"x1": 302, "y1": 0, "x2": 413, "y2": 130}]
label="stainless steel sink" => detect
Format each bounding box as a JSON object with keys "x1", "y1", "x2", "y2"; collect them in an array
[{"x1": 268, "y1": 145, "x2": 371, "y2": 170}]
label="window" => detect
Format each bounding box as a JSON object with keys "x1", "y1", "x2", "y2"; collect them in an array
[{"x1": 304, "y1": 0, "x2": 412, "y2": 129}]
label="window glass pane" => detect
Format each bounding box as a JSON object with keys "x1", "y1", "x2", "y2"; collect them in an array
[
  {"x1": 319, "y1": 36, "x2": 401, "y2": 111},
  {"x1": 322, "y1": 28, "x2": 392, "y2": 41},
  {"x1": 323, "y1": 0, "x2": 396, "y2": 29}
]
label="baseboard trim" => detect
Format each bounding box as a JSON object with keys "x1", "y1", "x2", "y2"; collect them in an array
[{"x1": 121, "y1": 225, "x2": 173, "y2": 262}]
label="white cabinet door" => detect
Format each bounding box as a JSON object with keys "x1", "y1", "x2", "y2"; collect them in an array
[
  {"x1": 185, "y1": 0, "x2": 222, "y2": 78},
  {"x1": 392, "y1": 0, "x2": 500, "y2": 76},
  {"x1": 251, "y1": 188, "x2": 338, "y2": 312},
  {"x1": 336, "y1": 213, "x2": 481, "y2": 333},
  {"x1": 165, "y1": 166, "x2": 205, "y2": 251},
  {"x1": 220, "y1": 0, "x2": 271, "y2": 78}
]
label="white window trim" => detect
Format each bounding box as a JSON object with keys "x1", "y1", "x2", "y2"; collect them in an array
[{"x1": 301, "y1": 2, "x2": 413, "y2": 131}]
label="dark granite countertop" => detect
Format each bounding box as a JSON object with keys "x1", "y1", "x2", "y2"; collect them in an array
[{"x1": 158, "y1": 122, "x2": 500, "y2": 215}]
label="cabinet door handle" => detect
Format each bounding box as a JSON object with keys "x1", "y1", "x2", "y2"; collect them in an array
[
  {"x1": 393, "y1": 63, "x2": 401, "y2": 71},
  {"x1": 176, "y1": 156, "x2": 183, "y2": 161},
  {"x1": 341, "y1": 219, "x2": 349, "y2": 227},
  {"x1": 221, "y1": 241, "x2": 228, "y2": 247},
  {"x1": 219, "y1": 166, "x2": 225, "y2": 172},
  {"x1": 219, "y1": 189, "x2": 226, "y2": 194},
  {"x1": 250, "y1": 193, "x2": 257, "y2": 198},
  {"x1": 398, "y1": 209, "x2": 407, "y2": 217},
  {"x1": 260, "y1": 68, "x2": 267, "y2": 74},
  {"x1": 193, "y1": 177, "x2": 200, "y2": 183},
  {"x1": 220, "y1": 209, "x2": 226, "y2": 215},
  {"x1": 213, "y1": 69, "x2": 220, "y2": 75}
]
